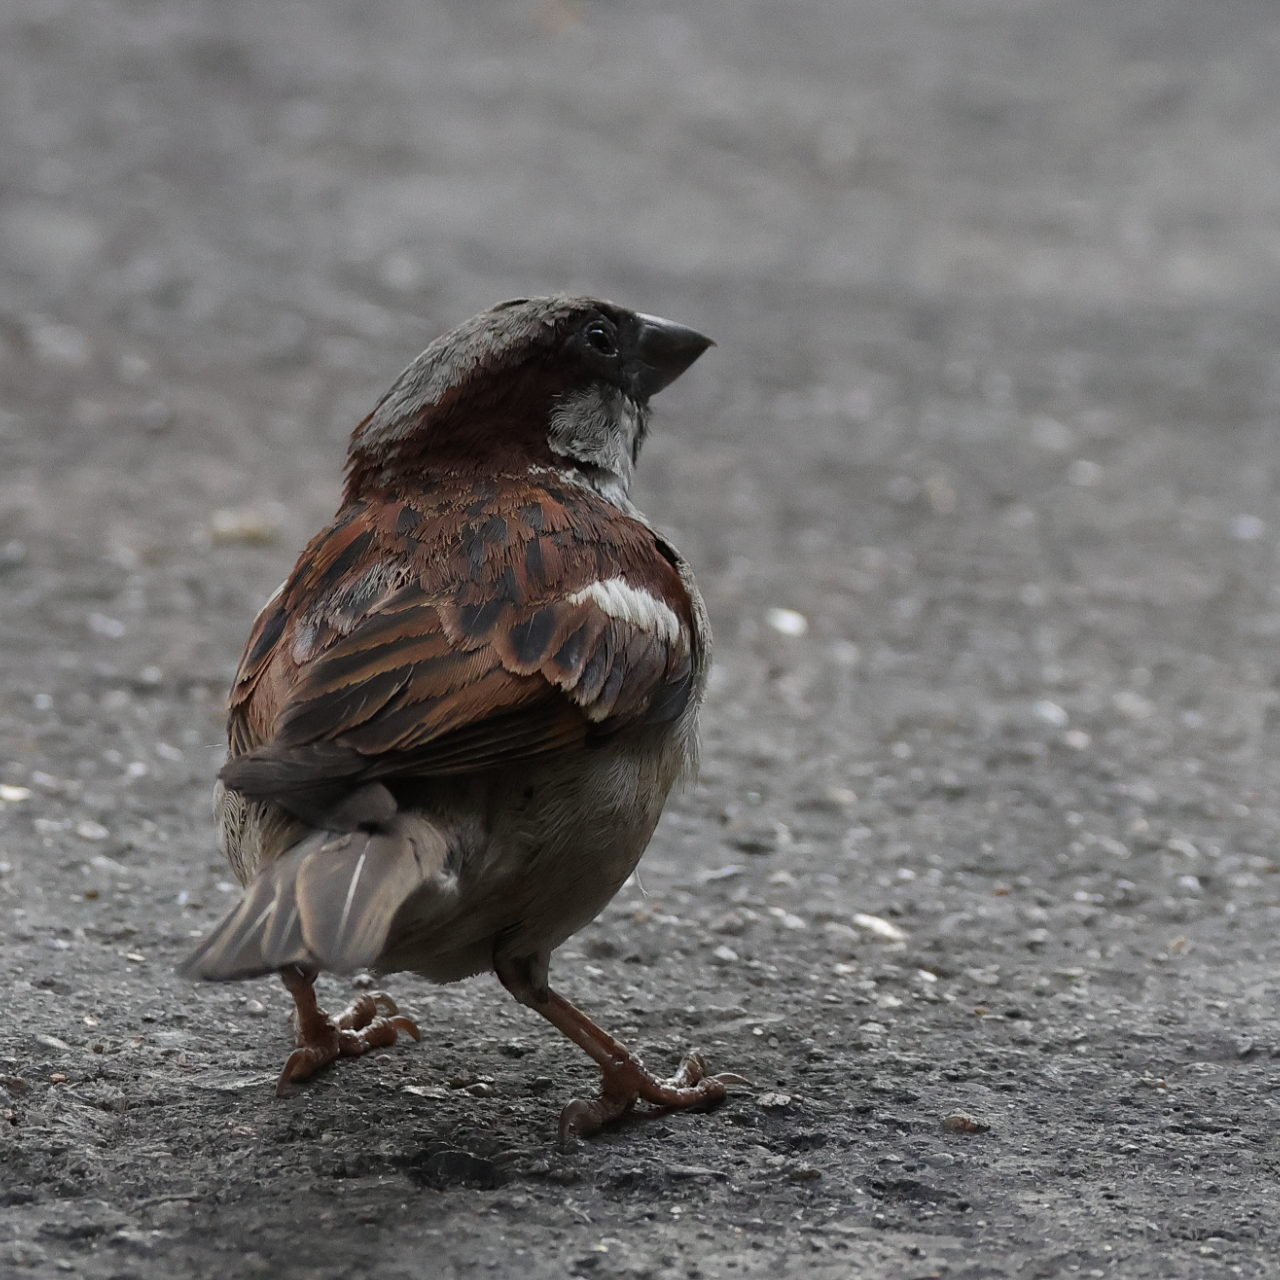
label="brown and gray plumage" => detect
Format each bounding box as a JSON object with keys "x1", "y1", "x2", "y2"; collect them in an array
[{"x1": 181, "y1": 296, "x2": 736, "y2": 1139}]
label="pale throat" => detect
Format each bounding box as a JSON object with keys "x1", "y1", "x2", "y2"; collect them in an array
[{"x1": 545, "y1": 384, "x2": 649, "y2": 509}]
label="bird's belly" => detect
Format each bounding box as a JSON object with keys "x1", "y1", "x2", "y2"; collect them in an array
[{"x1": 380, "y1": 731, "x2": 686, "y2": 981}]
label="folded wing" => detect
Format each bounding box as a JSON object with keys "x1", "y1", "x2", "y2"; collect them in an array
[{"x1": 220, "y1": 481, "x2": 700, "y2": 813}]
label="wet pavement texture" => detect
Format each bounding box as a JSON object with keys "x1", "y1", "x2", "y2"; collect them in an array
[{"x1": 4, "y1": 1, "x2": 1280, "y2": 1277}]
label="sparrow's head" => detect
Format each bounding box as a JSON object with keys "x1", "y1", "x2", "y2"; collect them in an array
[{"x1": 346, "y1": 296, "x2": 712, "y2": 502}]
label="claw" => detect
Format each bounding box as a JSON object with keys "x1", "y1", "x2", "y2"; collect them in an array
[
  {"x1": 275, "y1": 969, "x2": 420, "y2": 1095},
  {"x1": 277, "y1": 1043, "x2": 336, "y2": 1097},
  {"x1": 558, "y1": 1095, "x2": 626, "y2": 1145},
  {"x1": 554, "y1": 1045, "x2": 728, "y2": 1146},
  {"x1": 495, "y1": 962, "x2": 742, "y2": 1144},
  {"x1": 388, "y1": 1015, "x2": 422, "y2": 1041}
]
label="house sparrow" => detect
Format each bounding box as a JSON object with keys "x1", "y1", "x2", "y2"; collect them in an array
[{"x1": 181, "y1": 295, "x2": 735, "y2": 1140}]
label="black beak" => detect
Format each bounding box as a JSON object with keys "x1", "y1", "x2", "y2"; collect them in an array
[{"x1": 630, "y1": 314, "x2": 714, "y2": 399}]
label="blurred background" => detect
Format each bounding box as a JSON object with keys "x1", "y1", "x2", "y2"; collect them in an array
[
  {"x1": 6, "y1": 0, "x2": 1280, "y2": 770},
  {"x1": 5, "y1": 2, "x2": 1280, "y2": 1276},
  {"x1": 7, "y1": 0, "x2": 1280, "y2": 871}
]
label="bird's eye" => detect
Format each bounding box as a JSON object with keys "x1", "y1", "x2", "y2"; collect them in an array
[{"x1": 583, "y1": 321, "x2": 617, "y2": 357}]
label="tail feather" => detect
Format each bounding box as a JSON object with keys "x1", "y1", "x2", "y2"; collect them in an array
[
  {"x1": 177, "y1": 850, "x2": 308, "y2": 981},
  {"x1": 294, "y1": 822, "x2": 448, "y2": 971},
  {"x1": 180, "y1": 810, "x2": 450, "y2": 981},
  {"x1": 258, "y1": 876, "x2": 308, "y2": 969}
]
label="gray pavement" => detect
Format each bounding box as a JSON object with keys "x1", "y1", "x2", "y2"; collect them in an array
[{"x1": 4, "y1": 1, "x2": 1280, "y2": 1276}]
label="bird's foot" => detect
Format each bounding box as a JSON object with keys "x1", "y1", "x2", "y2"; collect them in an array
[
  {"x1": 559, "y1": 1049, "x2": 741, "y2": 1144},
  {"x1": 495, "y1": 958, "x2": 744, "y2": 1145},
  {"x1": 276, "y1": 967, "x2": 421, "y2": 1097}
]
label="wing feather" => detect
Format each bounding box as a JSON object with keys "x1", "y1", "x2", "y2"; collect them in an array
[{"x1": 221, "y1": 480, "x2": 702, "y2": 810}]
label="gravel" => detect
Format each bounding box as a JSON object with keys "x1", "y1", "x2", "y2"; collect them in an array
[{"x1": 4, "y1": 0, "x2": 1280, "y2": 1277}]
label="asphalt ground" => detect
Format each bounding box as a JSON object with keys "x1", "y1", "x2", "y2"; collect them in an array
[{"x1": 4, "y1": 2, "x2": 1280, "y2": 1277}]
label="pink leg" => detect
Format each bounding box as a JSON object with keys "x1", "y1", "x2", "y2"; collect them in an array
[
  {"x1": 497, "y1": 960, "x2": 741, "y2": 1143},
  {"x1": 276, "y1": 965, "x2": 421, "y2": 1097}
]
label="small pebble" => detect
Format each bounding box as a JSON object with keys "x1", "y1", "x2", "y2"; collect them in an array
[
  {"x1": 943, "y1": 1110, "x2": 989, "y2": 1134},
  {"x1": 757, "y1": 1092, "x2": 793, "y2": 1110},
  {"x1": 697, "y1": 864, "x2": 745, "y2": 883},
  {"x1": 87, "y1": 613, "x2": 126, "y2": 639},
  {"x1": 767, "y1": 907, "x2": 807, "y2": 931},
  {"x1": 448, "y1": 1073, "x2": 494, "y2": 1090},
  {"x1": 766, "y1": 607, "x2": 808, "y2": 637},
  {"x1": 1231, "y1": 514, "x2": 1266, "y2": 541},
  {"x1": 1032, "y1": 699, "x2": 1068, "y2": 727},
  {"x1": 1113, "y1": 690, "x2": 1155, "y2": 720},
  {"x1": 824, "y1": 921, "x2": 860, "y2": 957},
  {"x1": 210, "y1": 507, "x2": 280, "y2": 545},
  {"x1": 852, "y1": 913, "x2": 906, "y2": 942}
]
